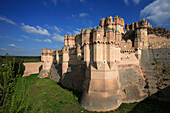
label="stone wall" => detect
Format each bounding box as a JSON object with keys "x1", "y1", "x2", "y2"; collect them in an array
[
  {"x1": 141, "y1": 48, "x2": 170, "y2": 101},
  {"x1": 23, "y1": 62, "x2": 43, "y2": 77},
  {"x1": 61, "y1": 64, "x2": 86, "y2": 91},
  {"x1": 118, "y1": 64, "x2": 147, "y2": 103}
]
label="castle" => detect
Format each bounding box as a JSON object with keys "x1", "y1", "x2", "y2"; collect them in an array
[{"x1": 38, "y1": 15, "x2": 169, "y2": 111}]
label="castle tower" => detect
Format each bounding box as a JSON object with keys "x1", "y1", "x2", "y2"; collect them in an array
[
  {"x1": 115, "y1": 31, "x2": 121, "y2": 44},
  {"x1": 56, "y1": 49, "x2": 59, "y2": 64},
  {"x1": 81, "y1": 23, "x2": 122, "y2": 111},
  {"x1": 100, "y1": 18, "x2": 105, "y2": 27},
  {"x1": 131, "y1": 23, "x2": 135, "y2": 30},
  {"x1": 92, "y1": 27, "x2": 104, "y2": 64},
  {"x1": 42, "y1": 49, "x2": 53, "y2": 71},
  {"x1": 64, "y1": 34, "x2": 67, "y2": 46},
  {"x1": 137, "y1": 19, "x2": 148, "y2": 48},
  {"x1": 41, "y1": 48, "x2": 46, "y2": 62},
  {"x1": 125, "y1": 24, "x2": 129, "y2": 31},
  {"x1": 77, "y1": 44, "x2": 81, "y2": 61},
  {"x1": 83, "y1": 29, "x2": 91, "y2": 67},
  {"x1": 62, "y1": 47, "x2": 69, "y2": 75}
]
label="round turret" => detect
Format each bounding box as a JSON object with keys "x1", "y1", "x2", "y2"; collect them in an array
[
  {"x1": 41, "y1": 48, "x2": 46, "y2": 53},
  {"x1": 64, "y1": 34, "x2": 67, "y2": 39},
  {"x1": 84, "y1": 28, "x2": 91, "y2": 34},
  {"x1": 46, "y1": 49, "x2": 50, "y2": 53},
  {"x1": 114, "y1": 15, "x2": 118, "y2": 18},
  {"x1": 81, "y1": 28, "x2": 84, "y2": 34},
  {"x1": 51, "y1": 49, "x2": 55, "y2": 53}
]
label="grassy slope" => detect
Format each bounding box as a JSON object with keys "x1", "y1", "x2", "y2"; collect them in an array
[{"x1": 15, "y1": 74, "x2": 170, "y2": 113}]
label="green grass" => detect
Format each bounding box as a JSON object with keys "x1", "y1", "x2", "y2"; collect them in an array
[{"x1": 14, "y1": 74, "x2": 170, "y2": 113}]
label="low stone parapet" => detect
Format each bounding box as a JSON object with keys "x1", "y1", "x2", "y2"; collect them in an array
[{"x1": 23, "y1": 62, "x2": 43, "y2": 77}]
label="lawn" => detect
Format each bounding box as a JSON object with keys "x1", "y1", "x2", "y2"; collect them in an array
[{"x1": 14, "y1": 74, "x2": 170, "y2": 113}]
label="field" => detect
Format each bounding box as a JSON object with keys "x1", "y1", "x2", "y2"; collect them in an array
[{"x1": 0, "y1": 56, "x2": 41, "y2": 63}]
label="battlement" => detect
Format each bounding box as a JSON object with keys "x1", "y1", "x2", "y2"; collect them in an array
[
  {"x1": 125, "y1": 18, "x2": 152, "y2": 31},
  {"x1": 100, "y1": 15, "x2": 124, "y2": 27},
  {"x1": 41, "y1": 48, "x2": 55, "y2": 56}
]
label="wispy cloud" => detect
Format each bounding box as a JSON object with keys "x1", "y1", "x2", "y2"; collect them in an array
[
  {"x1": 0, "y1": 16, "x2": 16, "y2": 25},
  {"x1": 8, "y1": 44, "x2": 16, "y2": 47},
  {"x1": 54, "y1": 26, "x2": 63, "y2": 33},
  {"x1": 12, "y1": 49, "x2": 24, "y2": 51},
  {"x1": 71, "y1": 14, "x2": 75, "y2": 18},
  {"x1": 51, "y1": 0, "x2": 58, "y2": 6},
  {"x1": 45, "y1": 24, "x2": 63, "y2": 33},
  {"x1": 140, "y1": 0, "x2": 170, "y2": 26},
  {"x1": 66, "y1": 31, "x2": 72, "y2": 34},
  {"x1": 21, "y1": 35, "x2": 29, "y2": 39},
  {"x1": 79, "y1": 13, "x2": 88, "y2": 17},
  {"x1": 44, "y1": 39, "x2": 52, "y2": 43},
  {"x1": 48, "y1": 0, "x2": 71, "y2": 6},
  {"x1": 80, "y1": 0, "x2": 85, "y2": 3},
  {"x1": 52, "y1": 33, "x2": 64, "y2": 43},
  {"x1": 53, "y1": 45, "x2": 60, "y2": 49},
  {"x1": 8, "y1": 44, "x2": 23, "y2": 49},
  {"x1": 33, "y1": 39, "x2": 43, "y2": 42},
  {"x1": 124, "y1": 0, "x2": 129, "y2": 5},
  {"x1": 0, "y1": 35, "x2": 10, "y2": 39},
  {"x1": 133, "y1": 0, "x2": 140, "y2": 4},
  {"x1": 0, "y1": 48, "x2": 7, "y2": 51},
  {"x1": 22, "y1": 23, "x2": 50, "y2": 36},
  {"x1": 17, "y1": 39, "x2": 23, "y2": 42},
  {"x1": 73, "y1": 28, "x2": 81, "y2": 34},
  {"x1": 123, "y1": 0, "x2": 141, "y2": 5}
]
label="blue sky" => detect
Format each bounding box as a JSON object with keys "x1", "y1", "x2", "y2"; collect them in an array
[{"x1": 0, "y1": 0, "x2": 170, "y2": 56}]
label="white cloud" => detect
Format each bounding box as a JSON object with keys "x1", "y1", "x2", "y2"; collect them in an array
[
  {"x1": 8, "y1": 44, "x2": 16, "y2": 47},
  {"x1": 22, "y1": 23, "x2": 50, "y2": 36},
  {"x1": 0, "y1": 48, "x2": 7, "y2": 51},
  {"x1": 140, "y1": 0, "x2": 170, "y2": 26},
  {"x1": 33, "y1": 39, "x2": 43, "y2": 42},
  {"x1": 0, "y1": 16, "x2": 16, "y2": 25},
  {"x1": 52, "y1": 33, "x2": 64, "y2": 43},
  {"x1": 124, "y1": 0, "x2": 141, "y2": 5},
  {"x1": 44, "y1": 39, "x2": 52, "y2": 43},
  {"x1": 8, "y1": 44, "x2": 23, "y2": 49},
  {"x1": 79, "y1": 13, "x2": 88, "y2": 17}
]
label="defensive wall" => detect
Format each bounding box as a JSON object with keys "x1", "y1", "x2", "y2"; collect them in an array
[{"x1": 23, "y1": 15, "x2": 170, "y2": 111}]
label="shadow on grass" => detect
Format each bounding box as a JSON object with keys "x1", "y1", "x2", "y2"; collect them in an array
[{"x1": 57, "y1": 82, "x2": 82, "y2": 102}]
